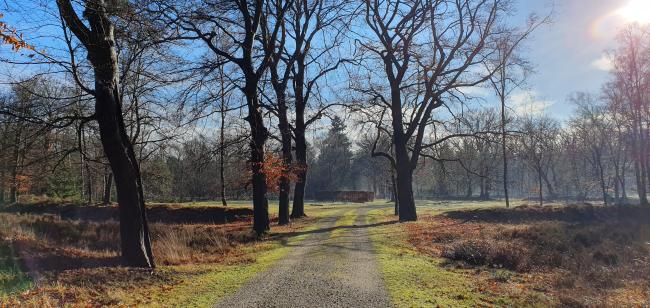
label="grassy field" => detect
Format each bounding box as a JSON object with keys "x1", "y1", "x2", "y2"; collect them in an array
[
  {"x1": 367, "y1": 201, "x2": 650, "y2": 307},
  {"x1": 0, "y1": 201, "x2": 344, "y2": 306},
  {"x1": 3, "y1": 198, "x2": 648, "y2": 306}
]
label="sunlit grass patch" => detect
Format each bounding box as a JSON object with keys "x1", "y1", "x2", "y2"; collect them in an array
[
  {"x1": 365, "y1": 208, "x2": 545, "y2": 307},
  {"x1": 329, "y1": 209, "x2": 358, "y2": 239}
]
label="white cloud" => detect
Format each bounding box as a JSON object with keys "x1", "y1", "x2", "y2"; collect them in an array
[
  {"x1": 509, "y1": 90, "x2": 554, "y2": 116},
  {"x1": 591, "y1": 54, "x2": 614, "y2": 72},
  {"x1": 459, "y1": 85, "x2": 490, "y2": 97}
]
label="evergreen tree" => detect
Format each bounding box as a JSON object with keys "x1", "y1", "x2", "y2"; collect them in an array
[{"x1": 309, "y1": 117, "x2": 354, "y2": 194}]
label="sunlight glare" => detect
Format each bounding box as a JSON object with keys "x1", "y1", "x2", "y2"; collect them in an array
[{"x1": 617, "y1": 0, "x2": 650, "y2": 24}]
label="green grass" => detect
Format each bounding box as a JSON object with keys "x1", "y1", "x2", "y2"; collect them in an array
[
  {"x1": 365, "y1": 208, "x2": 538, "y2": 307},
  {"x1": 0, "y1": 242, "x2": 32, "y2": 298},
  {"x1": 143, "y1": 243, "x2": 293, "y2": 306},
  {"x1": 329, "y1": 209, "x2": 358, "y2": 239},
  {"x1": 134, "y1": 206, "x2": 347, "y2": 307}
]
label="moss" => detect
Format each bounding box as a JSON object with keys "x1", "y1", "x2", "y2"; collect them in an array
[{"x1": 329, "y1": 209, "x2": 358, "y2": 239}]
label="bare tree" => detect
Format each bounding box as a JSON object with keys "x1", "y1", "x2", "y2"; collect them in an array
[
  {"x1": 358, "y1": 0, "x2": 516, "y2": 220},
  {"x1": 56, "y1": 0, "x2": 154, "y2": 267},
  {"x1": 610, "y1": 24, "x2": 650, "y2": 205},
  {"x1": 517, "y1": 116, "x2": 559, "y2": 205},
  {"x1": 570, "y1": 93, "x2": 610, "y2": 205},
  {"x1": 156, "y1": 0, "x2": 292, "y2": 233}
]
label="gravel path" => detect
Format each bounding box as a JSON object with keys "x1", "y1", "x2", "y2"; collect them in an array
[{"x1": 214, "y1": 205, "x2": 392, "y2": 308}]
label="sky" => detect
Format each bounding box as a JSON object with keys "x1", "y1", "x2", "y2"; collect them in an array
[
  {"x1": 0, "y1": 0, "x2": 647, "y2": 122},
  {"x1": 510, "y1": 0, "x2": 648, "y2": 119}
]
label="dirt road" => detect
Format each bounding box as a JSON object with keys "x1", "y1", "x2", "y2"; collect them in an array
[{"x1": 214, "y1": 205, "x2": 392, "y2": 308}]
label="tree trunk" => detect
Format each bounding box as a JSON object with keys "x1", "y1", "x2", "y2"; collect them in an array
[
  {"x1": 291, "y1": 104, "x2": 307, "y2": 219},
  {"x1": 632, "y1": 118, "x2": 648, "y2": 205},
  {"x1": 537, "y1": 165, "x2": 543, "y2": 206},
  {"x1": 85, "y1": 161, "x2": 93, "y2": 204},
  {"x1": 95, "y1": 84, "x2": 154, "y2": 267},
  {"x1": 9, "y1": 128, "x2": 21, "y2": 204},
  {"x1": 540, "y1": 169, "x2": 556, "y2": 200},
  {"x1": 277, "y1": 93, "x2": 292, "y2": 225},
  {"x1": 103, "y1": 165, "x2": 112, "y2": 205},
  {"x1": 596, "y1": 154, "x2": 608, "y2": 205},
  {"x1": 390, "y1": 168, "x2": 398, "y2": 216},
  {"x1": 95, "y1": 79, "x2": 154, "y2": 267},
  {"x1": 291, "y1": 57, "x2": 308, "y2": 219},
  {"x1": 219, "y1": 65, "x2": 228, "y2": 207},
  {"x1": 394, "y1": 140, "x2": 416, "y2": 221},
  {"x1": 244, "y1": 82, "x2": 270, "y2": 234},
  {"x1": 500, "y1": 87, "x2": 510, "y2": 207},
  {"x1": 57, "y1": 0, "x2": 154, "y2": 269},
  {"x1": 80, "y1": 129, "x2": 92, "y2": 204}
]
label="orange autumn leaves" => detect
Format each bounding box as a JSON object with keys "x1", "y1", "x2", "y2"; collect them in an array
[
  {"x1": 254, "y1": 154, "x2": 305, "y2": 193},
  {"x1": 0, "y1": 13, "x2": 34, "y2": 51}
]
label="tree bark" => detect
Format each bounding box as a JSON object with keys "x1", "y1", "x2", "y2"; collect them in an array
[
  {"x1": 291, "y1": 76, "x2": 307, "y2": 219},
  {"x1": 393, "y1": 137, "x2": 417, "y2": 221},
  {"x1": 244, "y1": 81, "x2": 270, "y2": 234},
  {"x1": 57, "y1": 0, "x2": 154, "y2": 268},
  {"x1": 291, "y1": 127, "x2": 307, "y2": 218},
  {"x1": 277, "y1": 93, "x2": 292, "y2": 225},
  {"x1": 219, "y1": 65, "x2": 228, "y2": 207}
]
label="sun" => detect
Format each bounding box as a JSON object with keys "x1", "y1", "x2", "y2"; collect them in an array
[{"x1": 617, "y1": 0, "x2": 650, "y2": 23}]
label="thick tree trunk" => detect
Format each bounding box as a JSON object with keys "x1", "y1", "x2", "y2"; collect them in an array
[
  {"x1": 244, "y1": 83, "x2": 270, "y2": 234},
  {"x1": 277, "y1": 94, "x2": 292, "y2": 225},
  {"x1": 394, "y1": 142, "x2": 416, "y2": 221},
  {"x1": 291, "y1": 105, "x2": 307, "y2": 219},
  {"x1": 95, "y1": 85, "x2": 154, "y2": 267},
  {"x1": 291, "y1": 133, "x2": 307, "y2": 218},
  {"x1": 95, "y1": 78, "x2": 154, "y2": 267},
  {"x1": 57, "y1": 0, "x2": 154, "y2": 269},
  {"x1": 268, "y1": 68, "x2": 292, "y2": 224}
]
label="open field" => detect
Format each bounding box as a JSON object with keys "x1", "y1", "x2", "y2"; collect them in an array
[{"x1": 2, "y1": 199, "x2": 650, "y2": 306}]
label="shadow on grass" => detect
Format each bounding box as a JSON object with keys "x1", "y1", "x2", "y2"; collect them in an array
[
  {"x1": 443, "y1": 204, "x2": 650, "y2": 224},
  {"x1": 287, "y1": 220, "x2": 398, "y2": 237},
  {"x1": 10, "y1": 238, "x2": 120, "y2": 273}
]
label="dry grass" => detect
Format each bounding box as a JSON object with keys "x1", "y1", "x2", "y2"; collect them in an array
[
  {"x1": 0, "y1": 213, "x2": 261, "y2": 269},
  {"x1": 405, "y1": 204, "x2": 650, "y2": 306},
  {"x1": 0, "y1": 198, "x2": 320, "y2": 306},
  {"x1": 0, "y1": 211, "x2": 273, "y2": 305}
]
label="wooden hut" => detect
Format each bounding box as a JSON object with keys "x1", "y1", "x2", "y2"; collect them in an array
[{"x1": 314, "y1": 191, "x2": 375, "y2": 203}]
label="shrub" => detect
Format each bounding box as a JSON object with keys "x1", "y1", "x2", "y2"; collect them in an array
[{"x1": 442, "y1": 239, "x2": 530, "y2": 271}]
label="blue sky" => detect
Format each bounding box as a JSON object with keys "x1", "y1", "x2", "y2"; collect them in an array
[
  {"x1": 0, "y1": 0, "x2": 644, "y2": 121},
  {"x1": 511, "y1": 0, "x2": 642, "y2": 119}
]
